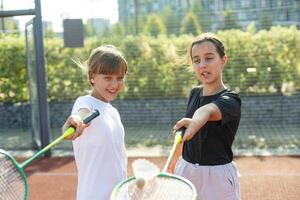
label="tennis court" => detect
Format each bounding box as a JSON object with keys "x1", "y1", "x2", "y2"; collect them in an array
[
  {"x1": 1, "y1": 1, "x2": 300, "y2": 199},
  {"x1": 22, "y1": 155, "x2": 299, "y2": 200}
]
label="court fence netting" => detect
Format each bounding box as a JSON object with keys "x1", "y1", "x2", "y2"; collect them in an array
[{"x1": 0, "y1": 0, "x2": 300, "y2": 157}]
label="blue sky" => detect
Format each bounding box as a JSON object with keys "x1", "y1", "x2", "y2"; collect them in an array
[{"x1": 3, "y1": 0, "x2": 118, "y2": 31}]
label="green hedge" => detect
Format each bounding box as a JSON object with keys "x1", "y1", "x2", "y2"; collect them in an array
[
  {"x1": 0, "y1": 26, "x2": 300, "y2": 103},
  {"x1": 0, "y1": 35, "x2": 28, "y2": 102}
]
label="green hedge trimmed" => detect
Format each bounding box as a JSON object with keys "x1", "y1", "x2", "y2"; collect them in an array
[{"x1": 0, "y1": 26, "x2": 299, "y2": 103}]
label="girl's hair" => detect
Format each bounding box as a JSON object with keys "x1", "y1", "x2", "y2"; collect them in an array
[
  {"x1": 74, "y1": 45, "x2": 128, "y2": 86},
  {"x1": 189, "y1": 32, "x2": 225, "y2": 59}
]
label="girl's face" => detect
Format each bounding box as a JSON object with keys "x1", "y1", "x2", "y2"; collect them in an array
[
  {"x1": 191, "y1": 41, "x2": 227, "y2": 85},
  {"x1": 90, "y1": 71, "x2": 125, "y2": 102}
]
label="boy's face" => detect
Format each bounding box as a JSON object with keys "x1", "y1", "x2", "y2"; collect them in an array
[
  {"x1": 90, "y1": 72, "x2": 125, "y2": 102},
  {"x1": 191, "y1": 41, "x2": 227, "y2": 85}
]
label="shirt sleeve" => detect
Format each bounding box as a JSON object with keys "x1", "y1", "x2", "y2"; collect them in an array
[
  {"x1": 213, "y1": 91, "x2": 241, "y2": 125},
  {"x1": 71, "y1": 96, "x2": 92, "y2": 115},
  {"x1": 185, "y1": 87, "x2": 202, "y2": 118}
]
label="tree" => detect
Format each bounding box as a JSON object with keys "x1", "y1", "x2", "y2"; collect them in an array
[
  {"x1": 110, "y1": 22, "x2": 125, "y2": 37},
  {"x1": 191, "y1": 0, "x2": 211, "y2": 32},
  {"x1": 160, "y1": 5, "x2": 179, "y2": 36},
  {"x1": 133, "y1": 0, "x2": 139, "y2": 35},
  {"x1": 84, "y1": 20, "x2": 96, "y2": 37},
  {"x1": 44, "y1": 28, "x2": 56, "y2": 38},
  {"x1": 222, "y1": 9, "x2": 241, "y2": 30},
  {"x1": 180, "y1": 11, "x2": 201, "y2": 35},
  {"x1": 246, "y1": 21, "x2": 257, "y2": 33},
  {"x1": 143, "y1": 14, "x2": 166, "y2": 37},
  {"x1": 100, "y1": 27, "x2": 111, "y2": 38},
  {"x1": 0, "y1": 17, "x2": 18, "y2": 34},
  {"x1": 258, "y1": 10, "x2": 273, "y2": 30}
]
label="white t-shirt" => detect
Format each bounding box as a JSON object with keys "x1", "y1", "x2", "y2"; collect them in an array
[{"x1": 71, "y1": 95, "x2": 127, "y2": 200}]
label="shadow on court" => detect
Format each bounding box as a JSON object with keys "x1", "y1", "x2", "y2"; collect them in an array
[{"x1": 23, "y1": 156, "x2": 300, "y2": 200}]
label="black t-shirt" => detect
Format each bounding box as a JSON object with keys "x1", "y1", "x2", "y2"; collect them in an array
[{"x1": 182, "y1": 86, "x2": 241, "y2": 165}]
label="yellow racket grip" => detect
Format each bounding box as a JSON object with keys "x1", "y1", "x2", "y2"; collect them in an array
[
  {"x1": 62, "y1": 109, "x2": 100, "y2": 139},
  {"x1": 175, "y1": 133, "x2": 182, "y2": 144},
  {"x1": 174, "y1": 128, "x2": 185, "y2": 144},
  {"x1": 63, "y1": 127, "x2": 76, "y2": 139}
]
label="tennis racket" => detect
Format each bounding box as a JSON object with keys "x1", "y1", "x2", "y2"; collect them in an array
[
  {"x1": 0, "y1": 109, "x2": 100, "y2": 200},
  {"x1": 111, "y1": 128, "x2": 197, "y2": 200}
]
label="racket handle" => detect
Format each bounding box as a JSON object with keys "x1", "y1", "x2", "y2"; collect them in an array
[
  {"x1": 163, "y1": 127, "x2": 186, "y2": 173},
  {"x1": 174, "y1": 127, "x2": 186, "y2": 144},
  {"x1": 21, "y1": 110, "x2": 100, "y2": 168},
  {"x1": 63, "y1": 109, "x2": 100, "y2": 139},
  {"x1": 83, "y1": 109, "x2": 100, "y2": 124}
]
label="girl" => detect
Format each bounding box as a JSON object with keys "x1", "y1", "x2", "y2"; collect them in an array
[
  {"x1": 171, "y1": 33, "x2": 241, "y2": 200},
  {"x1": 62, "y1": 45, "x2": 128, "y2": 200}
]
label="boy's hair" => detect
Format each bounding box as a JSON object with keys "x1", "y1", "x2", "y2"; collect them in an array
[{"x1": 189, "y1": 32, "x2": 225, "y2": 59}]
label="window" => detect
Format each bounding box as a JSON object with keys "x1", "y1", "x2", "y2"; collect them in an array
[
  {"x1": 261, "y1": 0, "x2": 266, "y2": 8},
  {"x1": 241, "y1": 0, "x2": 250, "y2": 8},
  {"x1": 238, "y1": 11, "x2": 247, "y2": 20}
]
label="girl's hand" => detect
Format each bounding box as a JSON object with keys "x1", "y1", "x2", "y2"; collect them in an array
[
  {"x1": 173, "y1": 118, "x2": 198, "y2": 141},
  {"x1": 168, "y1": 160, "x2": 177, "y2": 174},
  {"x1": 174, "y1": 103, "x2": 219, "y2": 141},
  {"x1": 62, "y1": 108, "x2": 91, "y2": 140},
  {"x1": 63, "y1": 114, "x2": 88, "y2": 140},
  {"x1": 173, "y1": 118, "x2": 191, "y2": 131}
]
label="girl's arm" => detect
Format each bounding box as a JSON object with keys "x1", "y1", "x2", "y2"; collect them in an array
[
  {"x1": 62, "y1": 108, "x2": 91, "y2": 140},
  {"x1": 173, "y1": 103, "x2": 222, "y2": 141},
  {"x1": 168, "y1": 103, "x2": 221, "y2": 173},
  {"x1": 168, "y1": 142, "x2": 183, "y2": 173}
]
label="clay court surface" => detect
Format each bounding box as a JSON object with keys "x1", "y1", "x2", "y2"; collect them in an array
[{"x1": 21, "y1": 155, "x2": 300, "y2": 200}]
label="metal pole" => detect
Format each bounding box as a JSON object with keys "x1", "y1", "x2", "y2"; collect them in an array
[
  {"x1": 34, "y1": 0, "x2": 51, "y2": 154},
  {"x1": 0, "y1": 9, "x2": 35, "y2": 17}
]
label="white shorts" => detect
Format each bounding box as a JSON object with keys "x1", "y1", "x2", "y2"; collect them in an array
[{"x1": 174, "y1": 157, "x2": 240, "y2": 200}]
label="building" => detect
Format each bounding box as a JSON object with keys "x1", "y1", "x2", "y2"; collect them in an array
[
  {"x1": 118, "y1": 0, "x2": 189, "y2": 29},
  {"x1": 42, "y1": 21, "x2": 53, "y2": 31},
  {"x1": 118, "y1": 0, "x2": 300, "y2": 31},
  {"x1": 202, "y1": 0, "x2": 300, "y2": 30},
  {"x1": 86, "y1": 18, "x2": 110, "y2": 33}
]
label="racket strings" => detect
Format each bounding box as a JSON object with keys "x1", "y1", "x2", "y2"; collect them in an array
[
  {"x1": 114, "y1": 176, "x2": 195, "y2": 200},
  {"x1": 0, "y1": 154, "x2": 25, "y2": 200}
]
